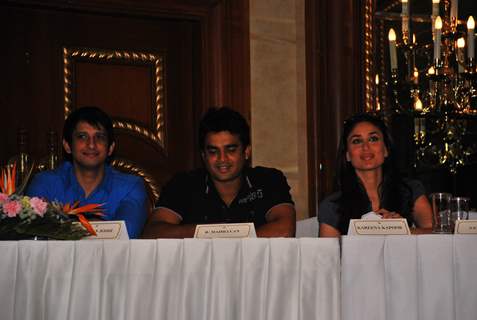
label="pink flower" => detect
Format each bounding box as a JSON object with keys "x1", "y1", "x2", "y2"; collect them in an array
[
  {"x1": 0, "y1": 193, "x2": 8, "y2": 204},
  {"x1": 30, "y1": 197, "x2": 47, "y2": 217},
  {"x1": 3, "y1": 200, "x2": 22, "y2": 217}
]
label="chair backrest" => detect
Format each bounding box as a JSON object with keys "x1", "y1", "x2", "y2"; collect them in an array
[
  {"x1": 111, "y1": 157, "x2": 160, "y2": 205},
  {"x1": 296, "y1": 217, "x2": 319, "y2": 238}
]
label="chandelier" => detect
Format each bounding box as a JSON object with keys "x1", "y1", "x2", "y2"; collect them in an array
[{"x1": 380, "y1": 0, "x2": 477, "y2": 174}]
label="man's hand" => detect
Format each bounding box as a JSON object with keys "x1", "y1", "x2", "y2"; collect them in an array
[{"x1": 141, "y1": 208, "x2": 196, "y2": 238}]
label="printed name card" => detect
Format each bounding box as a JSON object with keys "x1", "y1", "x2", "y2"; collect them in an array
[
  {"x1": 348, "y1": 218, "x2": 411, "y2": 236},
  {"x1": 194, "y1": 223, "x2": 257, "y2": 239},
  {"x1": 454, "y1": 220, "x2": 477, "y2": 234},
  {"x1": 81, "y1": 221, "x2": 129, "y2": 240}
]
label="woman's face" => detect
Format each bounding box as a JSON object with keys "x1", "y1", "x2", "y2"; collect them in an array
[{"x1": 345, "y1": 121, "x2": 388, "y2": 172}]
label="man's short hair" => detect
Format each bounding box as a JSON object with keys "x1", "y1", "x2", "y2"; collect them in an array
[
  {"x1": 198, "y1": 107, "x2": 250, "y2": 150},
  {"x1": 63, "y1": 106, "x2": 115, "y2": 150}
]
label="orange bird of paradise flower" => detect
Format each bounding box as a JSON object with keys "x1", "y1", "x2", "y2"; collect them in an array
[
  {"x1": 0, "y1": 162, "x2": 16, "y2": 195},
  {"x1": 63, "y1": 201, "x2": 105, "y2": 236}
]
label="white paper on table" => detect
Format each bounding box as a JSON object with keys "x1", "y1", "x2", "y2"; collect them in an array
[{"x1": 361, "y1": 211, "x2": 383, "y2": 220}]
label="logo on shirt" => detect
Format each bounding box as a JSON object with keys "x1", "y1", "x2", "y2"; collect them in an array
[{"x1": 238, "y1": 189, "x2": 264, "y2": 204}]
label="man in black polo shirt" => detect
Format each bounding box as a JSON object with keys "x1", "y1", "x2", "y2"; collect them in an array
[{"x1": 142, "y1": 107, "x2": 296, "y2": 238}]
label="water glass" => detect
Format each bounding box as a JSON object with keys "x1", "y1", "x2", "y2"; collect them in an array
[
  {"x1": 450, "y1": 197, "x2": 470, "y2": 227},
  {"x1": 430, "y1": 193, "x2": 452, "y2": 234}
]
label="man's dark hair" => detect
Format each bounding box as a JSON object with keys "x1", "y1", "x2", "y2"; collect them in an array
[
  {"x1": 63, "y1": 106, "x2": 115, "y2": 160},
  {"x1": 198, "y1": 106, "x2": 250, "y2": 150}
]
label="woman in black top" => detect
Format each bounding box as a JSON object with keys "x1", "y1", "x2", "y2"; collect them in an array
[{"x1": 319, "y1": 113, "x2": 433, "y2": 237}]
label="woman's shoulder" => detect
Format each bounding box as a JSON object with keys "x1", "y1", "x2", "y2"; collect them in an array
[
  {"x1": 320, "y1": 191, "x2": 342, "y2": 204},
  {"x1": 399, "y1": 178, "x2": 427, "y2": 201}
]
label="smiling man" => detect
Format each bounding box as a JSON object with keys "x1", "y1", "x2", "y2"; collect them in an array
[
  {"x1": 142, "y1": 107, "x2": 296, "y2": 238},
  {"x1": 26, "y1": 106, "x2": 148, "y2": 238}
]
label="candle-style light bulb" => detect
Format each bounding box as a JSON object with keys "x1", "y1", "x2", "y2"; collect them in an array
[
  {"x1": 428, "y1": 66, "x2": 435, "y2": 75},
  {"x1": 469, "y1": 16, "x2": 476, "y2": 29},
  {"x1": 375, "y1": 74, "x2": 379, "y2": 85},
  {"x1": 457, "y1": 37, "x2": 465, "y2": 73},
  {"x1": 434, "y1": 16, "x2": 442, "y2": 62},
  {"x1": 414, "y1": 97, "x2": 423, "y2": 112},
  {"x1": 413, "y1": 67, "x2": 419, "y2": 84},
  {"x1": 436, "y1": 16, "x2": 443, "y2": 30},
  {"x1": 413, "y1": 34, "x2": 416, "y2": 44},
  {"x1": 468, "y1": 16, "x2": 475, "y2": 59},
  {"x1": 388, "y1": 28, "x2": 398, "y2": 70}
]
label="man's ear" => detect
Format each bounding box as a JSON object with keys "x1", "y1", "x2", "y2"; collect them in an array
[
  {"x1": 108, "y1": 142, "x2": 116, "y2": 157},
  {"x1": 245, "y1": 145, "x2": 251, "y2": 160},
  {"x1": 62, "y1": 139, "x2": 72, "y2": 154}
]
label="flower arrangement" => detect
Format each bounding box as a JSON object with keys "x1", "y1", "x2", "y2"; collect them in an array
[{"x1": 0, "y1": 163, "x2": 103, "y2": 240}]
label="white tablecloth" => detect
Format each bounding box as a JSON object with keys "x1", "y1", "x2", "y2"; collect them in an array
[
  {"x1": 0, "y1": 238, "x2": 340, "y2": 320},
  {"x1": 341, "y1": 235, "x2": 477, "y2": 320}
]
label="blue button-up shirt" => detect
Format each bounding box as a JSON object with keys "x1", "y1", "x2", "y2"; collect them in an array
[{"x1": 26, "y1": 161, "x2": 148, "y2": 238}]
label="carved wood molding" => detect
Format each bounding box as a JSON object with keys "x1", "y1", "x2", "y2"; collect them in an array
[
  {"x1": 111, "y1": 157, "x2": 160, "y2": 203},
  {"x1": 364, "y1": 0, "x2": 375, "y2": 112},
  {"x1": 62, "y1": 47, "x2": 166, "y2": 149}
]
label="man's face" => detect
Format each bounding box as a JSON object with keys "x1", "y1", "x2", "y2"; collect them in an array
[
  {"x1": 202, "y1": 131, "x2": 250, "y2": 184},
  {"x1": 63, "y1": 121, "x2": 115, "y2": 170}
]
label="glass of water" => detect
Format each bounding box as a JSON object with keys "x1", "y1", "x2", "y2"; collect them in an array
[
  {"x1": 450, "y1": 197, "x2": 470, "y2": 228},
  {"x1": 430, "y1": 193, "x2": 452, "y2": 234}
]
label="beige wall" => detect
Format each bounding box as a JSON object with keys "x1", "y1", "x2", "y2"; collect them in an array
[{"x1": 250, "y1": 0, "x2": 309, "y2": 220}]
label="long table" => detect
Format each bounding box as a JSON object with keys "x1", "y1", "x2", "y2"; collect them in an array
[
  {"x1": 341, "y1": 235, "x2": 477, "y2": 320},
  {"x1": 0, "y1": 238, "x2": 340, "y2": 320},
  {"x1": 2, "y1": 235, "x2": 476, "y2": 320}
]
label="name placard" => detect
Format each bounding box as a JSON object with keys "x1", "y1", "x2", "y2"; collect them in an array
[
  {"x1": 454, "y1": 220, "x2": 477, "y2": 234},
  {"x1": 348, "y1": 218, "x2": 410, "y2": 236},
  {"x1": 79, "y1": 221, "x2": 129, "y2": 240},
  {"x1": 194, "y1": 223, "x2": 257, "y2": 239}
]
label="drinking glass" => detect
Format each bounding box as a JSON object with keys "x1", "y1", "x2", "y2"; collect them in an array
[
  {"x1": 450, "y1": 197, "x2": 470, "y2": 228},
  {"x1": 430, "y1": 193, "x2": 452, "y2": 234}
]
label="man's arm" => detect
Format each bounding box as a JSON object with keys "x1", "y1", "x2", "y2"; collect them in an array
[
  {"x1": 256, "y1": 204, "x2": 296, "y2": 237},
  {"x1": 141, "y1": 207, "x2": 197, "y2": 238}
]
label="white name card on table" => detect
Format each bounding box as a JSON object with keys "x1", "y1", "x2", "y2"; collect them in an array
[
  {"x1": 81, "y1": 221, "x2": 129, "y2": 240},
  {"x1": 194, "y1": 223, "x2": 257, "y2": 239},
  {"x1": 454, "y1": 220, "x2": 477, "y2": 234},
  {"x1": 348, "y1": 218, "x2": 411, "y2": 235}
]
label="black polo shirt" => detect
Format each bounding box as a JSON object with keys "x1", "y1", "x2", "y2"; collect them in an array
[{"x1": 155, "y1": 166, "x2": 294, "y2": 228}]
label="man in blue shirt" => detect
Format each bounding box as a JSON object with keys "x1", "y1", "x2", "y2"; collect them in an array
[{"x1": 27, "y1": 106, "x2": 148, "y2": 238}]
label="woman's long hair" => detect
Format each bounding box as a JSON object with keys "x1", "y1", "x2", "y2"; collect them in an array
[{"x1": 333, "y1": 113, "x2": 413, "y2": 233}]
